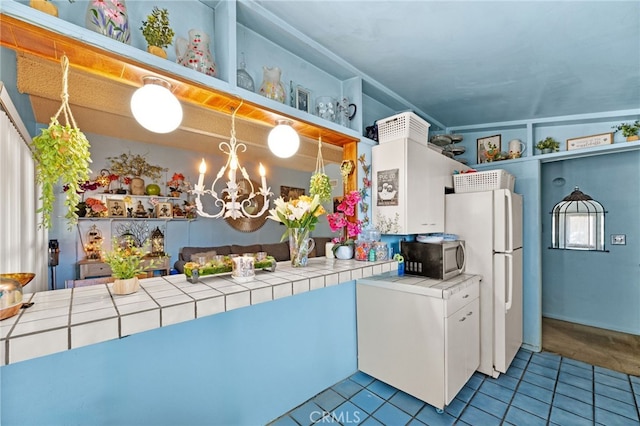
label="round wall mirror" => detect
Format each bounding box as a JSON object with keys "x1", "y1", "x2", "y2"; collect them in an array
[{"x1": 224, "y1": 178, "x2": 269, "y2": 232}]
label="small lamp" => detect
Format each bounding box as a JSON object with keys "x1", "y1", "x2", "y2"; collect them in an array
[
  {"x1": 268, "y1": 119, "x2": 300, "y2": 158},
  {"x1": 150, "y1": 227, "x2": 165, "y2": 256},
  {"x1": 130, "y1": 76, "x2": 183, "y2": 134}
]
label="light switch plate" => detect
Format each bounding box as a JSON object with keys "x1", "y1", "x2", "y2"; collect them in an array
[{"x1": 611, "y1": 234, "x2": 626, "y2": 245}]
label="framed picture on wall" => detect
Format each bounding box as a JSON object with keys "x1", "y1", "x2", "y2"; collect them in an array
[
  {"x1": 477, "y1": 134, "x2": 501, "y2": 163},
  {"x1": 280, "y1": 186, "x2": 305, "y2": 202}
]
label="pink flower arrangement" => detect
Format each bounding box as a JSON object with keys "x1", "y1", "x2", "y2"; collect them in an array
[
  {"x1": 85, "y1": 198, "x2": 108, "y2": 217},
  {"x1": 327, "y1": 190, "x2": 363, "y2": 246}
]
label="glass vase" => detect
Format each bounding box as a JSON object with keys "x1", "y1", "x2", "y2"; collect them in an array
[
  {"x1": 288, "y1": 227, "x2": 315, "y2": 267},
  {"x1": 85, "y1": 0, "x2": 131, "y2": 44}
]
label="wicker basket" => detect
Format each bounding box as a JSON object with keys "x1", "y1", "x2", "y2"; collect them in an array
[
  {"x1": 376, "y1": 112, "x2": 430, "y2": 144},
  {"x1": 453, "y1": 170, "x2": 515, "y2": 193}
]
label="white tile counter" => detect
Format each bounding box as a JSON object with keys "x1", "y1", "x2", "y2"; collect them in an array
[
  {"x1": 357, "y1": 272, "x2": 482, "y2": 298},
  {"x1": 0, "y1": 258, "x2": 397, "y2": 366}
]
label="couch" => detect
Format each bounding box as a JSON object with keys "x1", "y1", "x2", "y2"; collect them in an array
[{"x1": 174, "y1": 237, "x2": 333, "y2": 273}]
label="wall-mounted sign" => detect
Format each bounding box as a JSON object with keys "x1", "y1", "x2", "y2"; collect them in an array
[
  {"x1": 377, "y1": 168, "x2": 399, "y2": 206},
  {"x1": 567, "y1": 133, "x2": 613, "y2": 151}
]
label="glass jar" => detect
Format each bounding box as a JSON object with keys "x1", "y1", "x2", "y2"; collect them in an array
[
  {"x1": 375, "y1": 242, "x2": 389, "y2": 261},
  {"x1": 355, "y1": 240, "x2": 373, "y2": 261}
]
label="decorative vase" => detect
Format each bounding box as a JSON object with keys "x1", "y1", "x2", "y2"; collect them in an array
[
  {"x1": 130, "y1": 177, "x2": 145, "y2": 195},
  {"x1": 335, "y1": 245, "x2": 354, "y2": 260},
  {"x1": 85, "y1": 0, "x2": 131, "y2": 44},
  {"x1": 259, "y1": 66, "x2": 286, "y2": 103},
  {"x1": 112, "y1": 277, "x2": 139, "y2": 295},
  {"x1": 30, "y1": 0, "x2": 58, "y2": 16},
  {"x1": 542, "y1": 148, "x2": 552, "y2": 154},
  {"x1": 175, "y1": 29, "x2": 217, "y2": 77},
  {"x1": 325, "y1": 242, "x2": 336, "y2": 259},
  {"x1": 236, "y1": 53, "x2": 255, "y2": 92},
  {"x1": 288, "y1": 227, "x2": 315, "y2": 267},
  {"x1": 147, "y1": 46, "x2": 167, "y2": 59}
]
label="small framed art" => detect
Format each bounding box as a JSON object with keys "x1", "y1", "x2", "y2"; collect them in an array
[
  {"x1": 295, "y1": 86, "x2": 311, "y2": 113},
  {"x1": 477, "y1": 134, "x2": 501, "y2": 164},
  {"x1": 155, "y1": 202, "x2": 173, "y2": 219},
  {"x1": 107, "y1": 199, "x2": 125, "y2": 217}
]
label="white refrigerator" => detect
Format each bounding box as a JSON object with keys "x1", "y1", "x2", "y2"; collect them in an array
[{"x1": 445, "y1": 189, "x2": 523, "y2": 378}]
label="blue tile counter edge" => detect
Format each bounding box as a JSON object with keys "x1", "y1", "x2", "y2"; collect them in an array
[{"x1": 0, "y1": 258, "x2": 397, "y2": 366}]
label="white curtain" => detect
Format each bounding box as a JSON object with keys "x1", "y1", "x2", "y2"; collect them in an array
[{"x1": 0, "y1": 83, "x2": 48, "y2": 292}]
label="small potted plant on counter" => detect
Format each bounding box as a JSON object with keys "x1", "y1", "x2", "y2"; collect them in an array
[
  {"x1": 140, "y1": 6, "x2": 175, "y2": 59},
  {"x1": 102, "y1": 237, "x2": 155, "y2": 295},
  {"x1": 612, "y1": 120, "x2": 640, "y2": 141},
  {"x1": 327, "y1": 190, "x2": 363, "y2": 260},
  {"x1": 535, "y1": 137, "x2": 560, "y2": 154}
]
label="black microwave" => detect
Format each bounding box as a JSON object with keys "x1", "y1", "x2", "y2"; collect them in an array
[{"x1": 400, "y1": 240, "x2": 466, "y2": 280}]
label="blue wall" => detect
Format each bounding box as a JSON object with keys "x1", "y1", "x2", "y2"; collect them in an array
[
  {"x1": 541, "y1": 151, "x2": 640, "y2": 334},
  {"x1": 0, "y1": 47, "x2": 36, "y2": 133},
  {"x1": 0, "y1": 283, "x2": 358, "y2": 425}
]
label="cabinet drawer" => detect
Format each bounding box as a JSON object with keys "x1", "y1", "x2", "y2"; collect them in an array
[
  {"x1": 444, "y1": 281, "x2": 479, "y2": 317},
  {"x1": 80, "y1": 262, "x2": 112, "y2": 278}
]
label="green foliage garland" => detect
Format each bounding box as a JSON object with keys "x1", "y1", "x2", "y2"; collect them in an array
[{"x1": 32, "y1": 121, "x2": 92, "y2": 229}]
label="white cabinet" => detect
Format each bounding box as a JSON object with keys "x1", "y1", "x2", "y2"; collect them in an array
[
  {"x1": 372, "y1": 138, "x2": 467, "y2": 234},
  {"x1": 356, "y1": 277, "x2": 479, "y2": 410}
]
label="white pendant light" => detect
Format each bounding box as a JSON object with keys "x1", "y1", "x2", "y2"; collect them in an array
[
  {"x1": 130, "y1": 76, "x2": 183, "y2": 133},
  {"x1": 268, "y1": 119, "x2": 300, "y2": 158}
]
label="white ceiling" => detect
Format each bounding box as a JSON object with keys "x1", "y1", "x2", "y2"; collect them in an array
[{"x1": 255, "y1": 1, "x2": 640, "y2": 127}]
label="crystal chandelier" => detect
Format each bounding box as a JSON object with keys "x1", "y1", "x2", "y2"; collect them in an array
[{"x1": 191, "y1": 101, "x2": 271, "y2": 219}]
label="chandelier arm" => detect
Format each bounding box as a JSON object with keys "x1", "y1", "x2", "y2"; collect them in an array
[
  {"x1": 193, "y1": 191, "x2": 226, "y2": 219},
  {"x1": 239, "y1": 193, "x2": 271, "y2": 218}
]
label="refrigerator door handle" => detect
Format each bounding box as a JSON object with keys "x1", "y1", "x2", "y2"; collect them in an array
[
  {"x1": 505, "y1": 252, "x2": 513, "y2": 312},
  {"x1": 505, "y1": 189, "x2": 514, "y2": 253}
]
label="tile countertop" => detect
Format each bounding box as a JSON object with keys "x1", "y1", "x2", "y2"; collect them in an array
[
  {"x1": 0, "y1": 258, "x2": 397, "y2": 366},
  {"x1": 357, "y1": 272, "x2": 482, "y2": 298}
]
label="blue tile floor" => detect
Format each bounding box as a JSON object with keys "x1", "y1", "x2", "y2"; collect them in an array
[{"x1": 270, "y1": 349, "x2": 640, "y2": 425}]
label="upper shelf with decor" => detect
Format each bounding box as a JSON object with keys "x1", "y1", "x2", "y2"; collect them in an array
[
  {"x1": 0, "y1": 1, "x2": 359, "y2": 148},
  {"x1": 444, "y1": 109, "x2": 640, "y2": 167}
]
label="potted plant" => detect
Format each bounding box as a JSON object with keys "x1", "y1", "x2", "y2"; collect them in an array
[
  {"x1": 140, "y1": 7, "x2": 175, "y2": 59},
  {"x1": 535, "y1": 137, "x2": 560, "y2": 154},
  {"x1": 107, "y1": 152, "x2": 167, "y2": 195},
  {"x1": 32, "y1": 120, "x2": 92, "y2": 229},
  {"x1": 102, "y1": 237, "x2": 155, "y2": 295},
  {"x1": 327, "y1": 190, "x2": 363, "y2": 259},
  {"x1": 612, "y1": 120, "x2": 640, "y2": 141}
]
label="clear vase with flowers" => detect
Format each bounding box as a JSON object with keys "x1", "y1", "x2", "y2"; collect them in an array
[
  {"x1": 267, "y1": 194, "x2": 325, "y2": 267},
  {"x1": 327, "y1": 190, "x2": 363, "y2": 259}
]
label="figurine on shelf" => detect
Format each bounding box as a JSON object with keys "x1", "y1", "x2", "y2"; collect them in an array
[{"x1": 134, "y1": 200, "x2": 148, "y2": 218}]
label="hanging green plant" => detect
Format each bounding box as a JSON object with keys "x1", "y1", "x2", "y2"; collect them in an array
[
  {"x1": 31, "y1": 55, "x2": 92, "y2": 230},
  {"x1": 309, "y1": 136, "x2": 332, "y2": 202}
]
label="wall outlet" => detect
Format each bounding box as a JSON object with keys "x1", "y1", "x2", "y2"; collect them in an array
[{"x1": 611, "y1": 234, "x2": 626, "y2": 245}]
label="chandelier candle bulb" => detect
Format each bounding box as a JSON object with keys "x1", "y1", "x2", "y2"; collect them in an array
[
  {"x1": 259, "y1": 163, "x2": 267, "y2": 189},
  {"x1": 197, "y1": 158, "x2": 206, "y2": 191}
]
